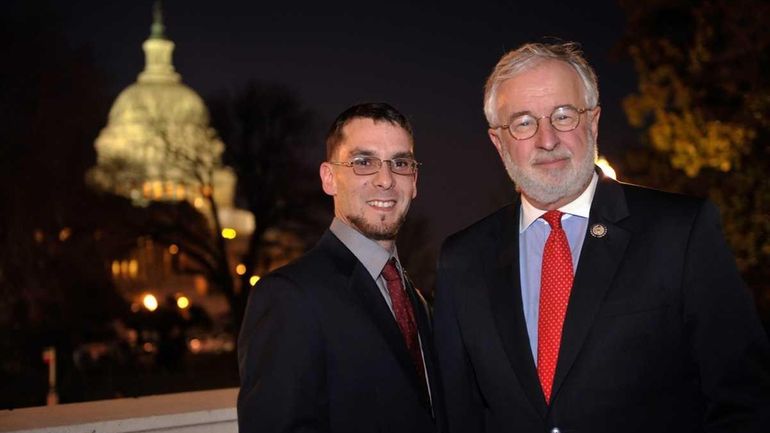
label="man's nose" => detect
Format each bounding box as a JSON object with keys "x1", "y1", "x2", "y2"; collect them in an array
[
  {"x1": 373, "y1": 161, "x2": 395, "y2": 189},
  {"x1": 533, "y1": 118, "x2": 560, "y2": 150}
]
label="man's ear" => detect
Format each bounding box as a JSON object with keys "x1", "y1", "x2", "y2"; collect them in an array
[
  {"x1": 590, "y1": 106, "x2": 601, "y2": 142},
  {"x1": 488, "y1": 128, "x2": 505, "y2": 159},
  {"x1": 320, "y1": 162, "x2": 336, "y2": 196}
]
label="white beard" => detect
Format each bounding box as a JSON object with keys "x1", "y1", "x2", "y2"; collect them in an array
[{"x1": 501, "y1": 132, "x2": 597, "y2": 207}]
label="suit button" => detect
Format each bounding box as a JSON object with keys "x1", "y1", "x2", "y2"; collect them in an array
[{"x1": 550, "y1": 428, "x2": 560, "y2": 433}]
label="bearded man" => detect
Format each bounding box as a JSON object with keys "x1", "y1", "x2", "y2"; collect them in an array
[
  {"x1": 238, "y1": 103, "x2": 443, "y2": 433},
  {"x1": 433, "y1": 42, "x2": 770, "y2": 433}
]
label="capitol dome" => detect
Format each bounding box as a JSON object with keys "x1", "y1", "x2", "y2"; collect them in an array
[
  {"x1": 109, "y1": 82, "x2": 209, "y2": 127},
  {"x1": 88, "y1": 3, "x2": 224, "y2": 205}
]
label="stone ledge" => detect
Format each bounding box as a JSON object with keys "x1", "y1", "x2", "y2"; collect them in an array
[{"x1": 0, "y1": 388, "x2": 238, "y2": 433}]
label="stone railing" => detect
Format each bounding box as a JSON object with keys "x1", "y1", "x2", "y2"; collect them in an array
[{"x1": 0, "y1": 388, "x2": 238, "y2": 433}]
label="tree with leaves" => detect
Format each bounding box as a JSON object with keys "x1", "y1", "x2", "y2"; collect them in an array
[{"x1": 618, "y1": 0, "x2": 770, "y2": 323}]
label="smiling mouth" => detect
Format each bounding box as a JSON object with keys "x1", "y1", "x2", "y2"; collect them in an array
[{"x1": 367, "y1": 200, "x2": 396, "y2": 209}]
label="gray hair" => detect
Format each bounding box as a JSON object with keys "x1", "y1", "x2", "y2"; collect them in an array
[{"x1": 483, "y1": 42, "x2": 599, "y2": 126}]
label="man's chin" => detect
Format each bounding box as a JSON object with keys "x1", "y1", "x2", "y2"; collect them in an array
[
  {"x1": 512, "y1": 172, "x2": 579, "y2": 206},
  {"x1": 364, "y1": 230, "x2": 398, "y2": 241},
  {"x1": 349, "y1": 215, "x2": 403, "y2": 242}
]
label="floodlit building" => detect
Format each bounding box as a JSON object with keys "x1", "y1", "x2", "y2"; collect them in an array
[{"x1": 87, "y1": 2, "x2": 253, "y2": 328}]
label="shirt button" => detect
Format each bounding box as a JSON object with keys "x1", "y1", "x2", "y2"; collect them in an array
[{"x1": 550, "y1": 428, "x2": 560, "y2": 433}]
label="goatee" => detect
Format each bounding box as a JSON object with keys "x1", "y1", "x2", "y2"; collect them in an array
[{"x1": 348, "y1": 214, "x2": 406, "y2": 241}]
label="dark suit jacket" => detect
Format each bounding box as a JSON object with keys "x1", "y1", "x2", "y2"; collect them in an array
[
  {"x1": 434, "y1": 174, "x2": 770, "y2": 433},
  {"x1": 238, "y1": 230, "x2": 443, "y2": 433}
]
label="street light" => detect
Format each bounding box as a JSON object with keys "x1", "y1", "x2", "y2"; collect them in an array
[{"x1": 143, "y1": 293, "x2": 158, "y2": 312}]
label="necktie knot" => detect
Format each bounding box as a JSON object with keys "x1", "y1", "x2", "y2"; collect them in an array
[
  {"x1": 542, "y1": 210, "x2": 564, "y2": 230},
  {"x1": 381, "y1": 258, "x2": 401, "y2": 282}
]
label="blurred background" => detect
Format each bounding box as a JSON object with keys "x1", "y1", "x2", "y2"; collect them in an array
[{"x1": 2, "y1": 0, "x2": 768, "y2": 409}]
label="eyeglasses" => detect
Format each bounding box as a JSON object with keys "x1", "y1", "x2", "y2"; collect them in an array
[
  {"x1": 492, "y1": 105, "x2": 598, "y2": 140},
  {"x1": 328, "y1": 156, "x2": 421, "y2": 176}
]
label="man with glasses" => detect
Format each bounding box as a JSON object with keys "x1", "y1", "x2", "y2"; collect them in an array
[
  {"x1": 434, "y1": 42, "x2": 770, "y2": 433},
  {"x1": 238, "y1": 103, "x2": 442, "y2": 433}
]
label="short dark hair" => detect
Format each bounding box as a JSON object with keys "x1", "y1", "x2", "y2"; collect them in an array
[{"x1": 325, "y1": 102, "x2": 414, "y2": 160}]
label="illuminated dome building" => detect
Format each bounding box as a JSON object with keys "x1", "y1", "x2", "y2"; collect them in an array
[
  {"x1": 88, "y1": 3, "x2": 253, "y2": 328},
  {"x1": 89, "y1": 3, "x2": 230, "y2": 208}
]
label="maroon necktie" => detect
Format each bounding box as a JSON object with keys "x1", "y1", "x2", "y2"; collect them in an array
[
  {"x1": 381, "y1": 258, "x2": 427, "y2": 390},
  {"x1": 537, "y1": 210, "x2": 574, "y2": 403}
]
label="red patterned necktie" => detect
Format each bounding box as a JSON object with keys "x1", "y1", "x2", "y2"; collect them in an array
[
  {"x1": 381, "y1": 258, "x2": 427, "y2": 390},
  {"x1": 537, "y1": 210, "x2": 574, "y2": 404}
]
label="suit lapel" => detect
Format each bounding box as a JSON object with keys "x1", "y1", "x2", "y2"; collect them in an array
[
  {"x1": 348, "y1": 262, "x2": 427, "y2": 397},
  {"x1": 485, "y1": 204, "x2": 548, "y2": 417},
  {"x1": 321, "y1": 232, "x2": 428, "y2": 408},
  {"x1": 551, "y1": 176, "x2": 631, "y2": 400}
]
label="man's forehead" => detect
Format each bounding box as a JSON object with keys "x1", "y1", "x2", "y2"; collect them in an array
[
  {"x1": 338, "y1": 144, "x2": 415, "y2": 158},
  {"x1": 495, "y1": 68, "x2": 584, "y2": 120},
  {"x1": 337, "y1": 120, "x2": 413, "y2": 153}
]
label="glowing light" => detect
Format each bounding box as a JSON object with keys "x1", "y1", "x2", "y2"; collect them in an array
[
  {"x1": 176, "y1": 295, "x2": 190, "y2": 309},
  {"x1": 221, "y1": 228, "x2": 237, "y2": 239},
  {"x1": 193, "y1": 197, "x2": 204, "y2": 208},
  {"x1": 152, "y1": 181, "x2": 163, "y2": 199},
  {"x1": 189, "y1": 338, "x2": 202, "y2": 353},
  {"x1": 249, "y1": 275, "x2": 261, "y2": 286},
  {"x1": 168, "y1": 244, "x2": 179, "y2": 255},
  {"x1": 128, "y1": 259, "x2": 139, "y2": 278},
  {"x1": 142, "y1": 293, "x2": 158, "y2": 312},
  {"x1": 596, "y1": 155, "x2": 617, "y2": 180},
  {"x1": 235, "y1": 263, "x2": 246, "y2": 275},
  {"x1": 111, "y1": 261, "x2": 121, "y2": 277},
  {"x1": 58, "y1": 227, "x2": 72, "y2": 242},
  {"x1": 194, "y1": 276, "x2": 208, "y2": 295},
  {"x1": 143, "y1": 182, "x2": 152, "y2": 198}
]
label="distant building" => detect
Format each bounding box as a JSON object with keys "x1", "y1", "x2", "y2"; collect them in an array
[{"x1": 87, "y1": 2, "x2": 253, "y2": 328}]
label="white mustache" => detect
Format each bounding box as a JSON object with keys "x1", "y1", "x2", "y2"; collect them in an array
[{"x1": 530, "y1": 149, "x2": 572, "y2": 165}]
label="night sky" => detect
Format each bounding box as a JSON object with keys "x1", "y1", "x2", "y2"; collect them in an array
[{"x1": 24, "y1": 0, "x2": 638, "y2": 249}]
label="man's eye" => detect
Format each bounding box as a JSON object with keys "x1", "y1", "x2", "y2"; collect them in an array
[
  {"x1": 392, "y1": 159, "x2": 410, "y2": 168},
  {"x1": 351, "y1": 158, "x2": 374, "y2": 167},
  {"x1": 552, "y1": 107, "x2": 578, "y2": 124},
  {"x1": 554, "y1": 113, "x2": 575, "y2": 122},
  {"x1": 513, "y1": 116, "x2": 534, "y2": 128}
]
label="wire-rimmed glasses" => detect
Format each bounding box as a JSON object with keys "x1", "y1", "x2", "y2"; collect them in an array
[
  {"x1": 328, "y1": 156, "x2": 421, "y2": 176},
  {"x1": 492, "y1": 105, "x2": 598, "y2": 140}
]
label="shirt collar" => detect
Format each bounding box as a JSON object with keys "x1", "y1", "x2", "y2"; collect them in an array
[
  {"x1": 519, "y1": 171, "x2": 598, "y2": 233},
  {"x1": 329, "y1": 218, "x2": 399, "y2": 280}
]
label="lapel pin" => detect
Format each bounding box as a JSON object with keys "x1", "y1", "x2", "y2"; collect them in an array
[{"x1": 590, "y1": 223, "x2": 607, "y2": 238}]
